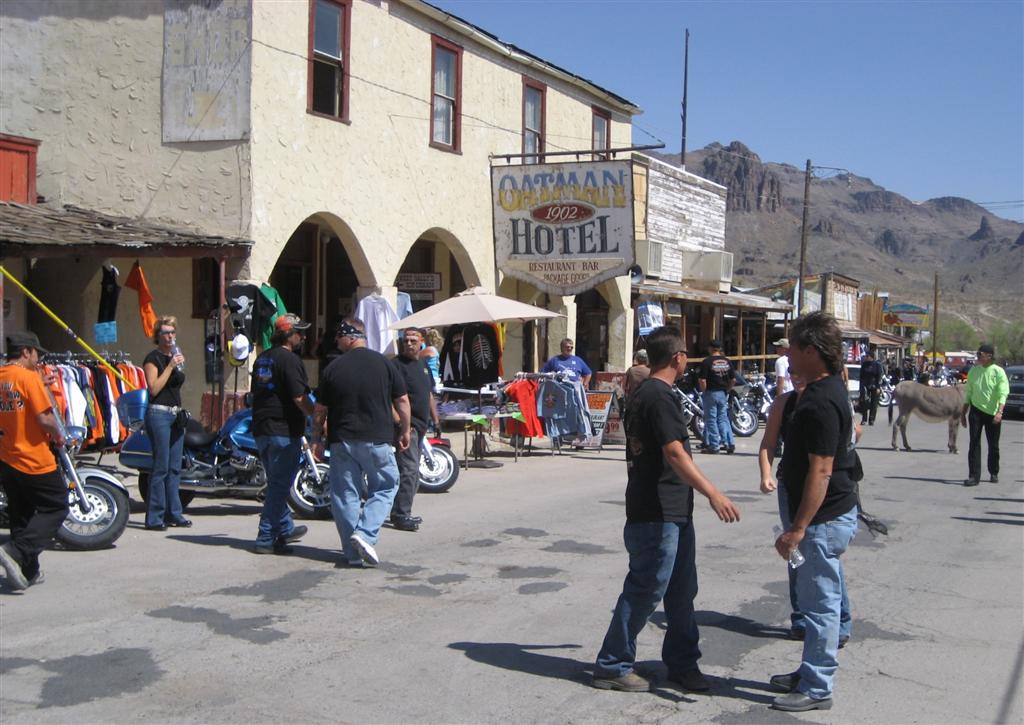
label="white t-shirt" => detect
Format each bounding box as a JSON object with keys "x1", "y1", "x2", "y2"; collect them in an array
[{"x1": 775, "y1": 355, "x2": 793, "y2": 394}]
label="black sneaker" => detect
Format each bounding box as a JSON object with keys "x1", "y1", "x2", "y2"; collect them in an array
[
  {"x1": 990, "y1": 474, "x2": 999, "y2": 483},
  {"x1": 726, "y1": 445, "x2": 736, "y2": 454},
  {"x1": 282, "y1": 525, "x2": 308, "y2": 543},
  {"x1": 963, "y1": 479, "x2": 980, "y2": 487},
  {"x1": 667, "y1": 667, "x2": 710, "y2": 692}
]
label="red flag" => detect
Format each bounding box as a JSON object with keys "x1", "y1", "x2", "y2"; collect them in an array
[{"x1": 124, "y1": 261, "x2": 157, "y2": 338}]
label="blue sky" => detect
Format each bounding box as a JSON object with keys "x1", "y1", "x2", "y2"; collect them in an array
[{"x1": 432, "y1": 0, "x2": 1024, "y2": 221}]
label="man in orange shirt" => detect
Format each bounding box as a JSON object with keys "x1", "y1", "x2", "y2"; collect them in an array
[{"x1": 0, "y1": 331, "x2": 68, "y2": 591}]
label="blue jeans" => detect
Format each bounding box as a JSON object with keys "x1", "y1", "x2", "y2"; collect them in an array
[
  {"x1": 255, "y1": 435, "x2": 301, "y2": 547},
  {"x1": 778, "y1": 484, "x2": 851, "y2": 637},
  {"x1": 702, "y1": 390, "x2": 734, "y2": 450},
  {"x1": 793, "y1": 505, "x2": 859, "y2": 699},
  {"x1": 329, "y1": 440, "x2": 399, "y2": 564},
  {"x1": 144, "y1": 408, "x2": 185, "y2": 527},
  {"x1": 595, "y1": 520, "x2": 701, "y2": 677}
]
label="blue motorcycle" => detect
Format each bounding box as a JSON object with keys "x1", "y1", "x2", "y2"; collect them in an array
[{"x1": 117, "y1": 390, "x2": 331, "y2": 518}]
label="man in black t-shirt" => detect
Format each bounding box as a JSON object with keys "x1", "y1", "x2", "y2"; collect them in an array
[
  {"x1": 769, "y1": 312, "x2": 859, "y2": 713},
  {"x1": 592, "y1": 326, "x2": 740, "y2": 694},
  {"x1": 250, "y1": 314, "x2": 315, "y2": 555},
  {"x1": 858, "y1": 352, "x2": 883, "y2": 425},
  {"x1": 389, "y1": 328, "x2": 440, "y2": 532},
  {"x1": 313, "y1": 317, "x2": 410, "y2": 568},
  {"x1": 698, "y1": 340, "x2": 736, "y2": 454}
]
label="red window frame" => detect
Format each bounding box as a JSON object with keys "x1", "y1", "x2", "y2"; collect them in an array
[
  {"x1": 430, "y1": 35, "x2": 463, "y2": 153},
  {"x1": 592, "y1": 106, "x2": 611, "y2": 161},
  {"x1": 307, "y1": 0, "x2": 351, "y2": 123},
  {"x1": 522, "y1": 77, "x2": 546, "y2": 164}
]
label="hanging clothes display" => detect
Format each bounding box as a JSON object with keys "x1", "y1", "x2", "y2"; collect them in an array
[
  {"x1": 226, "y1": 283, "x2": 279, "y2": 348},
  {"x1": 502, "y1": 377, "x2": 544, "y2": 438},
  {"x1": 97, "y1": 264, "x2": 120, "y2": 323},
  {"x1": 537, "y1": 376, "x2": 593, "y2": 440},
  {"x1": 439, "y1": 323, "x2": 500, "y2": 389},
  {"x1": 258, "y1": 283, "x2": 287, "y2": 350},
  {"x1": 355, "y1": 293, "x2": 399, "y2": 355},
  {"x1": 396, "y1": 291, "x2": 414, "y2": 319},
  {"x1": 124, "y1": 261, "x2": 157, "y2": 338}
]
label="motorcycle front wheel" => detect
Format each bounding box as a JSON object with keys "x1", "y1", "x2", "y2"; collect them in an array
[
  {"x1": 730, "y1": 404, "x2": 759, "y2": 437},
  {"x1": 57, "y1": 477, "x2": 130, "y2": 550},
  {"x1": 419, "y1": 444, "x2": 460, "y2": 494},
  {"x1": 289, "y1": 463, "x2": 333, "y2": 519},
  {"x1": 879, "y1": 389, "x2": 893, "y2": 407}
]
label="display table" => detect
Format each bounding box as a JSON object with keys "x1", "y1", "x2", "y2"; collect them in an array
[{"x1": 439, "y1": 411, "x2": 522, "y2": 468}]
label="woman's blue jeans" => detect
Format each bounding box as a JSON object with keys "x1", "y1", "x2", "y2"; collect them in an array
[
  {"x1": 595, "y1": 520, "x2": 701, "y2": 677},
  {"x1": 144, "y1": 408, "x2": 185, "y2": 527}
]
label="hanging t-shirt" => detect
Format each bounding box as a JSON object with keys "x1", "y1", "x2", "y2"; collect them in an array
[
  {"x1": 354, "y1": 294, "x2": 399, "y2": 356},
  {"x1": 98, "y1": 265, "x2": 120, "y2": 323},
  {"x1": 227, "y1": 283, "x2": 279, "y2": 348}
]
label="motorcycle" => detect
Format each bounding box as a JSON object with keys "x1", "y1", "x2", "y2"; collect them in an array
[
  {"x1": 117, "y1": 390, "x2": 332, "y2": 519},
  {"x1": 418, "y1": 434, "x2": 460, "y2": 493},
  {"x1": 878, "y1": 376, "x2": 896, "y2": 408},
  {"x1": 741, "y1": 371, "x2": 776, "y2": 422},
  {"x1": 0, "y1": 426, "x2": 131, "y2": 550},
  {"x1": 727, "y1": 388, "x2": 759, "y2": 437}
]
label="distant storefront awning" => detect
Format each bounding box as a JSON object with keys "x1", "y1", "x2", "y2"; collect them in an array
[
  {"x1": 634, "y1": 281, "x2": 793, "y2": 313},
  {"x1": 838, "y1": 321, "x2": 871, "y2": 339},
  {"x1": 868, "y1": 329, "x2": 910, "y2": 347},
  {"x1": 0, "y1": 202, "x2": 252, "y2": 258}
]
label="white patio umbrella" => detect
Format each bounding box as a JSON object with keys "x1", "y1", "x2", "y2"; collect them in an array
[{"x1": 388, "y1": 286, "x2": 562, "y2": 329}]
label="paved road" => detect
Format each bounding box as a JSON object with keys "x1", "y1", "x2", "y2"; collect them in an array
[{"x1": 2, "y1": 418, "x2": 1022, "y2": 724}]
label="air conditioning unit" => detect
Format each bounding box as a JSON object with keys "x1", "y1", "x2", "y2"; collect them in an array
[
  {"x1": 680, "y1": 250, "x2": 733, "y2": 292},
  {"x1": 634, "y1": 240, "x2": 663, "y2": 279}
]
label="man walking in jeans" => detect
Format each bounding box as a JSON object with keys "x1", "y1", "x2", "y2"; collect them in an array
[
  {"x1": 961, "y1": 343, "x2": 1008, "y2": 487},
  {"x1": 699, "y1": 340, "x2": 735, "y2": 454},
  {"x1": 770, "y1": 312, "x2": 860, "y2": 712},
  {"x1": 592, "y1": 326, "x2": 740, "y2": 693},
  {"x1": 313, "y1": 318, "x2": 410, "y2": 567},
  {"x1": 0, "y1": 331, "x2": 68, "y2": 590},
  {"x1": 250, "y1": 314, "x2": 313, "y2": 555}
]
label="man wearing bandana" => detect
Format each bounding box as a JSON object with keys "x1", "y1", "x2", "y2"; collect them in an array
[{"x1": 313, "y1": 317, "x2": 411, "y2": 567}]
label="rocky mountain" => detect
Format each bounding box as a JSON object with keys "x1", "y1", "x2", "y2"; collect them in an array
[{"x1": 653, "y1": 142, "x2": 1023, "y2": 325}]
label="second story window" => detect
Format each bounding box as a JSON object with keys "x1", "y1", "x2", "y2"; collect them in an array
[
  {"x1": 592, "y1": 106, "x2": 611, "y2": 160},
  {"x1": 431, "y1": 36, "x2": 462, "y2": 152},
  {"x1": 309, "y1": 0, "x2": 350, "y2": 121},
  {"x1": 523, "y1": 79, "x2": 545, "y2": 164}
]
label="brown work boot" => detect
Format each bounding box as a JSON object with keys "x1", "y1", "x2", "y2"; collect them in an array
[{"x1": 591, "y1": 670, "x2": 651, "y2": 692}]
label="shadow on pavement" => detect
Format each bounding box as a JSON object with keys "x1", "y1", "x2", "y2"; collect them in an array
[
  {"x1": 651, "y1": 610, "x2": 790, "y2": 641},
  {"x1": 975, "y1": 497, "x2": 1024, "y2": 504},
  {"x1": 950, "y1": 516, "x2": 1024, "y2": 527},
  {"x1": 446, "y1": 641, "x2": 771, "y2": 705},
  {"x1": 164, "y1": 533, "x2": 340, "y2": 563},
  {"x1": 884, "y1": 475, "x2": 962, "y2": 486}
]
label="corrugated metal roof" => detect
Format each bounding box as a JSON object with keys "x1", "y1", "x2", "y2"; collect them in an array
[
  {"x1": 0, "y1": 202, "x2": 252, "y2": 258},
  {"x1": 634, "y1": 281, "x2": 794, "y2": 312}
]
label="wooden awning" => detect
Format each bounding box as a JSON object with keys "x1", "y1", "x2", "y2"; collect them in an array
[{"x1": 0, "y1": 202, "x2": 252, "y2": 258}]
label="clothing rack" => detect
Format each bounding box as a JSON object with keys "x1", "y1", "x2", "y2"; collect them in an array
[{"x1": 42, "y1": 351, "x2": 134, "y2": 364}]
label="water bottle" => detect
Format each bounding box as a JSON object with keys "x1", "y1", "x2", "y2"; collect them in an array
[
  {"x1": 773, "y1": 525, "x2": 805, "y2": 569},
  {"x1": 172, "y1": 344, "x2": 185, "y2": 373}
]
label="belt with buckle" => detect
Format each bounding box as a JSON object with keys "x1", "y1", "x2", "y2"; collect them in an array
[{"x1": 149, "y1": 404, "x2": 181, "y2": 414}]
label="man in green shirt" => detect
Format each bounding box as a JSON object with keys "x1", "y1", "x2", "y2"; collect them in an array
[{"x1": 960, "y1": 343, "x2": 1009, "y2": 486}]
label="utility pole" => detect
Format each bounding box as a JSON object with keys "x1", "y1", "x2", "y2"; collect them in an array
[
  {"x1": 931, "y1": 271, "x2": 939, "y2": 365},
  {"x1": 796, "y1": 159, "x2": 812, "y2": 315},
  {"x1": 680, "y1": 29, "x2": 689, "y2": 170}
]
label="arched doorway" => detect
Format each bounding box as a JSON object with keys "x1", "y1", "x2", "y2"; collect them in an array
[{"x1": 575, "y1": 288, "x2": 610, "y2": 373}]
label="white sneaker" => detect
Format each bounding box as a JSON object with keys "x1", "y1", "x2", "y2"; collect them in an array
[
  {"x1": 0, "y1": 543, "x2": 29, "y2": 590},
  {"x1": 350, "y1": 533, "x2": 379, "y2": 568}
]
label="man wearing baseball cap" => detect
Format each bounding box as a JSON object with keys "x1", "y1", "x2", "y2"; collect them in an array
[
  {"x1": 0, "y1": 331, "x2": 68, "y2": 590},
  {"x1": 250, "y1": 314, "x2": 314, "y2": 554},
  {"x1": 961, "y1": 343, "x2": 1009, "y2": 487},
  {"x1": 774, "y1": 338, "x2": 793, "y2": 394}
]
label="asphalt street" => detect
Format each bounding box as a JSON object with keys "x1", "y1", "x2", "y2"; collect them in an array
[{"x1": 1, "y1": 417, "x2": 1022, "y2": 724}]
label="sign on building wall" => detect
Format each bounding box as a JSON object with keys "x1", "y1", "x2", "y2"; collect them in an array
[
  {"x1": 883, "y1": 303, "x2": 929, "y2": 328},
  {"x1": 163, "y1": 1, "x2": 252, "y2": 142},
  {"x1": 492, "y1": 161, "x2": 635, "y2": 296}
]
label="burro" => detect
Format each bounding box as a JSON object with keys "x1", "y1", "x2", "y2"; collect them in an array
[{"x1": 509, "y1": 216, "x2": 619, "y2": 256}]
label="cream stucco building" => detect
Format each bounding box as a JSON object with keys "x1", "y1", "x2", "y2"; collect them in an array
[{"x1": 2, "y1": 0, "x2": 644, "y2": 414}]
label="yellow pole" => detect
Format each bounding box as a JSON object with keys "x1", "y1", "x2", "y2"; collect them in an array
[{"x1": 0, "y1": 265, "x2": 136, "y2": 389}]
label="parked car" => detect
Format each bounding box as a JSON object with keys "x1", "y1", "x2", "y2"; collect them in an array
[
  {"x1": 845, "y1": 363, "x2": 860, "y2": 409},
  {"x1": 1005, "y1": 366, "x2": 1024, "y2": 419}
]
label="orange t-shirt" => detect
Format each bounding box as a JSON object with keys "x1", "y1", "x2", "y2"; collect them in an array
[{"x1": 0, "y1": 365, "x2": 59, "y2": 474}]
